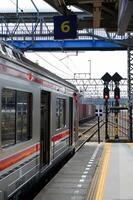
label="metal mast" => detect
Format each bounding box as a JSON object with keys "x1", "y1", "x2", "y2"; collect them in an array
[{"x1": 128, "y1": 47, "x2": 133, "y2": 141}]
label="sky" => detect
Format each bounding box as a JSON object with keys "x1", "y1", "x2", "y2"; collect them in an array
[
  {"x1": 0, "y1": 0, "x2": 128, "y2": 80},
  {"x1": 25, "y1": 51, "x2": 127, "y2": 80},
  {"x1": 0, "y1": 0, "x2": 53, "y2": 12},
  {"x1": 0, "y1": 0, "x2": 79, "y2": 12}
]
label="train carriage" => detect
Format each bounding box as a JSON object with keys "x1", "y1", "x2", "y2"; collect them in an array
[{"x1": 0, "y1": 42, "x2": 78, "y2": 199}]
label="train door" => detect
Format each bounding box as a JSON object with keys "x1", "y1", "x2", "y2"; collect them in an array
[
  {"x1": 40, "y1": 91, "x2": 50, "y2": 168},
  {"x1": 69, "y1": 97, "x2": 73, "y2": 145}
]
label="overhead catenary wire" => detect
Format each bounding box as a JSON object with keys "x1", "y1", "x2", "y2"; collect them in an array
[
  {"x1": 34, "y1": 52, "x2": 74, "y2": 78},
  {"x1": 8, "y1": 0, "x2": 52, "y2": 37},
  {"x1": 9, "y1": 0, "x2": 53, "y2": 33},
  {"x1": 9, "y1": 0, "x2": 24, "y2": 12},
  {"x1": 9, "y1": 0, "x2": 39, "y2": 13},
  {"x1": 8, "y1": 0, "x2": 74, "y2": 78},
  {"x1": 49, "y1": 52, "x2": 74, "y2": 74},
  {"x1": 7, "y1": 0, "x2": 78, "y2": 78},
  {"x1": 59, "y1": 52, "x2": 81, "y2": 72},
  {"x1": 68, "y1": 56, "x2": 80, "y2": 71}
]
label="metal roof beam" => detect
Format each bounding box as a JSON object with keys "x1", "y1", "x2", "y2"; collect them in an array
[
  {"x1": 93, "y1": 1, "x2": 102, "y2": 28},
  {"x1": 118, "y1": 0, "x2": 133, "y2": 35},
  {"x1": 6, "y1": 39, "x2": 126, "y2": 51},
  {"x1": 43, "y1": 0, "x2": 72, "y2": 15}
]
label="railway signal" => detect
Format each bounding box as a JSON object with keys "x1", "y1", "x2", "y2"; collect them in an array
[
  {"x1": 114, "y1": 86, "x2": 120, "y2": 100},
  {"x1": 112, "y1": 72, "x2": 122, "y2": 83},
  {"x1": 101, "y1": 72, "x2": 112, "y2": 141},
  {"x1": 103, "y1": 87, "x2": 109, "y2": 100},
  {"x1": 112, "y1": 72, "x2": 122, "y2": 140}
]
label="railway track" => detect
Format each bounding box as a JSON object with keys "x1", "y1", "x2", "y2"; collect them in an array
[
  {"x1": 16, "y1": 118, "x2": 104, "y2": 200},
  {"x1": 76, "y1": 118, "x2": 105, "y2": 152}
]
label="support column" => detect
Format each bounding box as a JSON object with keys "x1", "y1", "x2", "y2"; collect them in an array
[
  {"x1": 114, "y1": 100, "x2": 119, "y2": 140},
  {"x1": 105, "y1": 100, "x2": 109, "y2": 140},
  {"x1": 127, "y1": 47, "x2": 133, "y2": 141}
]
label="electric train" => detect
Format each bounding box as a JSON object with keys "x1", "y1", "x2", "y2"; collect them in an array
[{"x1": 0, "y1": 42, "x2": 95, "y2": 199}]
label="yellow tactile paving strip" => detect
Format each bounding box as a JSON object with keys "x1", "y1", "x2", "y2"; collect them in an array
[
  {"x1": 128, "y1": 143, "x2": 133, "y2": 148},
  {"x1": 95, "y1": 143, "x2": 112, "y2": 200}
]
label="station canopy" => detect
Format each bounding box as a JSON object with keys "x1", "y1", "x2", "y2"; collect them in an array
[{"x1": 0, "y1": 0, "x2": 133, "y2": 35}]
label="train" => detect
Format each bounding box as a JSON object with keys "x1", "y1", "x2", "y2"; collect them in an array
[
  {"x1": 0, "y1": 42, "x2": 95, "y2": 199},
  {"x1": 79, "y1": 104, "x2": 96, "y2": 123}
]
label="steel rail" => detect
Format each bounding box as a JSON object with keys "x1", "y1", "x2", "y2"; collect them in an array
[{"x1": 76, "y1": 120, "x2": 105, "y2": 152}]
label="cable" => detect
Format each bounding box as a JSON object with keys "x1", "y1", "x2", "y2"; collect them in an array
[
  {"x1": 34, "y1": 52, "x2": 74, "y2": 77},
  {"x1": 50, "y1": 52, "x2": 74, "y2": 74},
  {"x1": 8, "y1": 1, "x2": 74, "y2": 78},
  {"x1": 59, "y1": 52, "x2": 81, "y2": 72},
  {"x1": 31, "y1": 0, "x2": 39, "y2": 14},
  {"x1": 9, "y1": 0, "x2": 40, "y2": 14},
  {"x1": 9, "y1": 0, "x2": 51, "y2": 34},
  {"x1": 68, "y1": 56, "x2": 80, "y2": 71},
  {"x1": 9, "y1": 0, "x2": 24, "y2": 12}
]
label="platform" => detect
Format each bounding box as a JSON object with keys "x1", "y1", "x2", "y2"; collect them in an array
[
  {"x1": 94, "y1": 143, "x2": 133, "y2": 200},
  {"x1": 34, "y1": 142, "x2": 103, "y2": 200},
  {"x1": 34, "y1": 142, "x2": 133, "y2": 200}
]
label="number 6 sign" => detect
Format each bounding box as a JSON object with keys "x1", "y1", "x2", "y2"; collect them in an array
[{"x1": 54, "y1": 15, "x2": 77, "y2": 39}]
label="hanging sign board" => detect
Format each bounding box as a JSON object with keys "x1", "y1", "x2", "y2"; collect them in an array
[{"x1": 54, "y1": 15, "x2": 77, "y2": 39}]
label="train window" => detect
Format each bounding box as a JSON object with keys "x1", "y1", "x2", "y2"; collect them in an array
[
  {"x1": 16, "y1": 91, "x2": 32, "y2": 142},
  {"x1": 1, "y1": 89, "x2": 16, "y2": 146},
  {"x1": 1, "y1": 88, "x2": 32, "y2": 147},
  {"x1": 56, "y1": 98, "x2": 66, "y2": 129}
]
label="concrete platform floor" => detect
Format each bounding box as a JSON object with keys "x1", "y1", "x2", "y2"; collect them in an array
[
  {"x1": 103, "y1": 143, "x2": 133, "y2": 200},
  {"x1": 34, "y1": 142, "x2": 103, "y2": 200}
]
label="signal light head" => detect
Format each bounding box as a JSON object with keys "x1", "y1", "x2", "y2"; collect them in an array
[
  {"x1": 115, "y1": 95, "x2": 119, "y2": 100},
  {"x1": 103, "y1": 87, "x2": 109, "y2": 100},
  {"x1": 114, "y1": 87, "x2": 120, "y2": 100},
  {"x1": 104, "y1": 95, "x2": 109, "y2": 100}
]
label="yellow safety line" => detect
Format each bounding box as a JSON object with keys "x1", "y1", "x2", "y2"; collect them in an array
[
  {"x1": 128, "y1": 143, "x2": 133, "y2": 148},
  {"x1": 95, "y1": 143, "x2": 112, "y2": 200}
]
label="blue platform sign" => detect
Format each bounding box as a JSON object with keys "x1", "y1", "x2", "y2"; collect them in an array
[{"x1": 54, "y1": 15, "x2": 77, "y2": 40}]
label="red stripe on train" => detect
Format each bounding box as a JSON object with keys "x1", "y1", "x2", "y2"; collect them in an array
[
  {"x1": 0, "y1": 130, "x2": 70, "y2": 171},
  {"x1": 52, "y1": 130, "x2": 69, "y2": 142},
  {"x1": 0, "y1": 144, "x2": 40, "y2": 171}
]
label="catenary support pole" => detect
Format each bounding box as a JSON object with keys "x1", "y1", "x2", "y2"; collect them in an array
[{"x1": 127, "y1": 47, "x2": 133, "y2": 141}]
